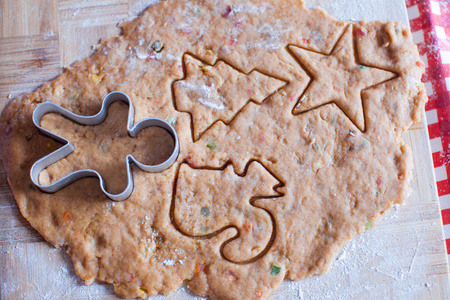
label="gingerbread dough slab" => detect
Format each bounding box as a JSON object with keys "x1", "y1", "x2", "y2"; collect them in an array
[{"x1": 0, "y1": 0, "x2": 427, "y2": 299}]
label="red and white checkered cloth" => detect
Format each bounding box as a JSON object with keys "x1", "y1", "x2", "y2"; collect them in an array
[{"x1": 406, "y1": 0, "x2": 450, "y2": 262}]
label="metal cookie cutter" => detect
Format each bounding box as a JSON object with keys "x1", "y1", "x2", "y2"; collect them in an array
[{"x1": 30, "y1": 91, "x2": 179, "y2": 201}]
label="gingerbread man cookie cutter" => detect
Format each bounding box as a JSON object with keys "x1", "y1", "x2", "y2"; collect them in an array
[{"x1": 30, "y1": 91, "x2": 179, "y2": 201}]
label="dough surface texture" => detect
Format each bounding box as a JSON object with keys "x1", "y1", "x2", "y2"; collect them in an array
[{"x1": 0, "y1": 0, "x2": 426, "y2": 299}]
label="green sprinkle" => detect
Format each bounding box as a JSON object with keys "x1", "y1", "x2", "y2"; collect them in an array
[
  {"x1": 365, "y1": 220, "x2": 372, "y2": 230},
  {"x1": 70, "y1": 91, "x2": 81, "y2": 101},
  {"x1": 206, "y1": 137, "x2": 217, "y2": 150},
  {"x1": 270, "y1": 264, "x2": 281, "y2": 276},
  {"x1": 100, "y1": 144, "x2": 109, "y2": 153},
  {"x1": 200, "y1": 226, "x2": 211, "y2": 234},
  {"x1": 358, "y1": 65, "x2": 367, "y2": 70},
  {"x1": 166, "y1": 115, "x2": 176, "y2": 125},
  {"x1": 201, "y1": 207, "x2": 210, "y2": 216},
  {"x1": 195, "y1": 8, "x2": 200, "y2": 17},
  {"x1": 29, "y1": 183, "x2": 36, "y2": 191}
]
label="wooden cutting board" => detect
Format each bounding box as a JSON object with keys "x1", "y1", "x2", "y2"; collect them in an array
[{"x1": 1, "y1": 0, "x2": 449, "y2": 299}]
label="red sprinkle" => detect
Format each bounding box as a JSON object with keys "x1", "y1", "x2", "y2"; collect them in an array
[
  {"x1": 226, "y1": 270, "x2": 236, "y2": 281},
  {"x1": 242, "y1": 223, "x2": 252, "y2": 231},
  {"x1": 4, "y1": 125, "x2": 12, "y2": 136},
  {"x1": 376, "y1": 177, "x2": 382, "y2": 185},
  {"x1": 416, "y1": 61, "x2": 425, "y2": 68},
  {"x1": 63, "y1": 212, "x2": 70, "y2": 222},
  {"x1": 229, "y1": 38, "x2": 237, "y2": 46},
  {"x1": 195, "y1": 262, "x2": 206, "y2": 273},
  {"x1": 186, "y1": 157, "x2": 199, "y2": 167},
  {"x1": 298, "y1": 265, "x2": 307, "y2": 274},
  {"x1": 353, "y1": 28, "x2": 366, "y2": 37},
  {"x1": 219, "y1": 46, "x2": 231, "y2": 55},
  {"x1": 147, "y1": 52, "x2": 156, "y2": 61},
  {"x1": 180, "y1": 27, "x2": 192, "y2": 34},
  {"x1": 302, "y1": 38, "x2": 310, "y2": 44},
  {"x1": 222, "y1": 5, "x2": 233, "y2": 17},
  {"x1": 152, "y1": 99, "x2": 159, "y2": 109},
  {"x1": 234, "y1": 20, "x2": 243, "y2": 27},
  {"x1": 289, "y1": 95, "x2": 296, "y2": 102},
  {"x1": 258, "y1": 134, "x2": 266, "y2": 143}
]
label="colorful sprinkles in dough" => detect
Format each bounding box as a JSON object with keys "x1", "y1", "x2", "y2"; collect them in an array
[{"x1": 0, "y1": 0, "x2": 426, "y2": 299}]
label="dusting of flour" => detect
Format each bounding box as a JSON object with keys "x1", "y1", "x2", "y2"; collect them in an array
[
  {"x1": 1, "y1": 243, "x2": 114, "y2": 299},
  {"x1": 270, "y1": 200, "x2": 439, "y2": 299},
  {"x1": 1, "y1": 0, "x2": 447, "y2": 299},
  {"x1": 1, "y1": 198, "x2": 442, "y2": 299}
]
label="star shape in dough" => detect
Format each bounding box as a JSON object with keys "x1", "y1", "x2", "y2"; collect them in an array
[{"x1": 289, "y1": 25, "x2": 396, "y2": 131}]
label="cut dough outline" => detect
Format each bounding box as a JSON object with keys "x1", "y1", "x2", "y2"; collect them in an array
[
  {"x1": 30, "y1": 91, "x2": 179, "y2": 201},
  {"x1": 172, "y1": 52, "x2": 288, "y2": 142},
  {"x1": 288, "y1": 24, "x2": 399, "y2": 132},
  {"x1": 170, "y1": 159, "x2": 284, "y2": 264}
]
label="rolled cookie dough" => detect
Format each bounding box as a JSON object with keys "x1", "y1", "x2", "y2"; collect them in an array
[{"x1": 0, "y1": 0, "x2": 426, "y2": 299}]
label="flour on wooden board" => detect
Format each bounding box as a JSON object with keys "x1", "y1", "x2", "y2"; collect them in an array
[
  {"x1": 0, "y1": 0, "x2": 445, "y2": 298},
  {"x1": 271, "y1": 203, "x2": 437, "y2": 299},
  {"x1": 1, "y1": 244, "x2": 113, "y2": 299},
  {"x1": 1, "y1": 202, "x2": 436, "y2": 299}
]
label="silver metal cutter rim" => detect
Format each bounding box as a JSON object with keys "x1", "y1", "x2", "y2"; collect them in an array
[{"x1": 30, "y1": 91, "x2": 180, "y2": 201}]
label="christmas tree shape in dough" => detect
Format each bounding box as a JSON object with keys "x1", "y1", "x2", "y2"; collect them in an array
[{"x1": 174, "y1": 55, "x2": 286, "y2": 140}]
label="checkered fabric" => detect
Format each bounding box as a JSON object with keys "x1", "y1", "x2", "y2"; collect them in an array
[{"x1": 406, "y1": 0, "x2": 450, "y2": 261}]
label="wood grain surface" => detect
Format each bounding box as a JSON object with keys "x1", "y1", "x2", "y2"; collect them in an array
[{"x1": 1, "y1": 0, "x2": 450, "y2": 299}]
